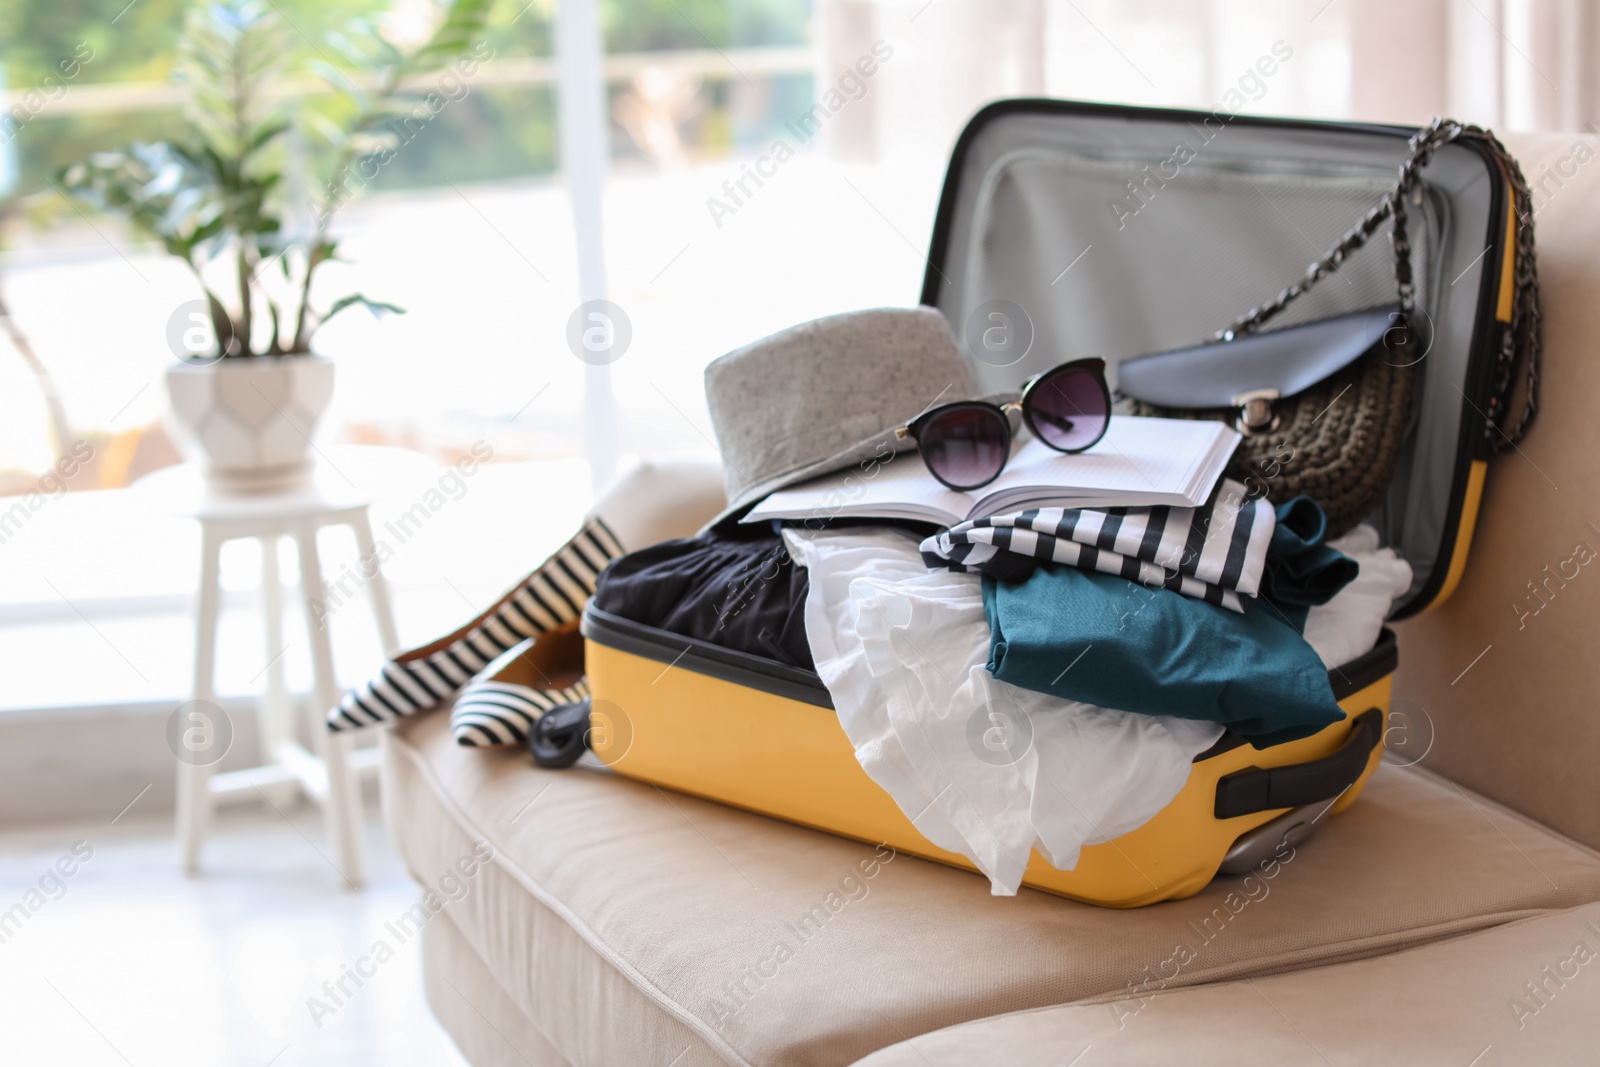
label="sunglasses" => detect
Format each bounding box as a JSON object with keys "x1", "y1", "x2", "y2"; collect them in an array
[{"x1": 894, "y1": 358, "x2": 1112, "y2": 491}]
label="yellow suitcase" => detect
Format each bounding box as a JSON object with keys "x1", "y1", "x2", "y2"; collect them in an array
[
  {"x1": 583, "y1": 606, "x2": 1393, "y2": 907},
  {"x1": 572, "y1": 100, "x2": 1531, "y2": 906}
]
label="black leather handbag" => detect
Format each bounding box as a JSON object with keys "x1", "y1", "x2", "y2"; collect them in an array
[{"x1": 1119, "y1": 118, "x2": 1541, "y2": 537}]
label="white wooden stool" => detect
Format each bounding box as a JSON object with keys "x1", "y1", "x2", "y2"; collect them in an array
[{"x1": 139, "y1": 458, "x2": 399, "y2": 888}]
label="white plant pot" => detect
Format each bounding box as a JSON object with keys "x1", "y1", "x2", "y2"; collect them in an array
[{"x1": 164, "y1": 354, "x2": 336, "y2": 494}]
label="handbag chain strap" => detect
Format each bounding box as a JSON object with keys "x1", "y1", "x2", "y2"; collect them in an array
[{"x1": 1215, "y1": 116, "x2": 1541, "y2": 452}]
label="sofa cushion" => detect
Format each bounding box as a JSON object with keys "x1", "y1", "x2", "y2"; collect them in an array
[
  {"x1": 422, "y1": 910, "x2": 572, "y2": 1067},
  {"x1": 384, "y1": 709, "x2": 1600, "y2": 1067},
  {"x1": 855, "y1": 901, "x2": 1600, "y2": 1066},
  {"x1": 1394, "y1": 132, "x2": 1600, "y2": 852}
]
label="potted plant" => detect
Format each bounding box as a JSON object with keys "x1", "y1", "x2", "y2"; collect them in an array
[{"x1": 62, "y1": 0, "x2": 490, "y2": 492}]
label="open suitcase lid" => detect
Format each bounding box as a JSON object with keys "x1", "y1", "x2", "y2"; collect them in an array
[{"x1": 919, "y1": 100, "x2": 1517, "y2": 619}]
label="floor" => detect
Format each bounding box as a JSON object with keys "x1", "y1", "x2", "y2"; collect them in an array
[{"x1": 0, "y1": 801, "x2": 470, "y2": 1067}]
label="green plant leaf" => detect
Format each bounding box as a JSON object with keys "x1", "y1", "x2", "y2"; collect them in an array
[
  {"x1": 205, "y1": 290, "x2": 239, "y2": 358},
  {"x1": 323, "y1": 293, "x2": 406, "y2": 324},
  {"x1": 61, "y1": 0, "x2": 427, "y2": 360},
  {"x1": 396, "y1": 0, "x2": 495, "y2": 78},
  {"x1": 248, "y1": 120, "x2": 291, "y2": 154},
  {"x1": 265, "y1": 299, "x2": 283, "y2": 355}
]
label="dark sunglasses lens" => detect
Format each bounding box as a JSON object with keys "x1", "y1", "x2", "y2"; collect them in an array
[
  {"x1": 1029, "y1": 368, "x2": 1109, "y2": 452},
  {"x1": 920, "y1": 407, "x2": 1009, "y2": 489}
]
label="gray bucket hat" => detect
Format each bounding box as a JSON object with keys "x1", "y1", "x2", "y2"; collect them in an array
[{"x1": 704, "y1": 306, "x2": 980, "y2": 517}]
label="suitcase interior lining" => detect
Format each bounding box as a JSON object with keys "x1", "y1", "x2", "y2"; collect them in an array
[{"x1": 921, "y1": 103, "x2": 1506, "y2": 616}]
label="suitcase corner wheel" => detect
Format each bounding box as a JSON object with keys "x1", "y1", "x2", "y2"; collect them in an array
[{"x1": 579, "y1": 606, "x2": 1397, "y2": 908}]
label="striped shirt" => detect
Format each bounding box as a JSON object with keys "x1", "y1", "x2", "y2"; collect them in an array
[{"x1": 919, "y1": 479, "x2": 1275, "y2": 612}]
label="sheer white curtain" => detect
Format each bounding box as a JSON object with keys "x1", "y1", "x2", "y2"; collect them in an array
[
  {"x1": 810, "y1": 0, "x2": 1600, "y2": 162},
  {"x1": 1350, "y1": 0, "x2": 1599, "y2": 132}
]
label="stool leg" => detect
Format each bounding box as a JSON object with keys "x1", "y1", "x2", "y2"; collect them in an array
[
  {"x1": 296, "y1": 521, "x2": 366, "y2": 889},
  {"x1": 257, "y1": 534, "x2": 296, "y2": 809},
  {"x1": 178, "y1": 523, "x2": 223, "y2": 874},
  {"x1": 349, "y1": 510, "x2": 399, "y2": 656}
]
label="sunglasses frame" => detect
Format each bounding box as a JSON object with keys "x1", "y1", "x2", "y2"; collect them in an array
[{"x1": 895, "y1": 357, "x2": 1112, "y2": 492}]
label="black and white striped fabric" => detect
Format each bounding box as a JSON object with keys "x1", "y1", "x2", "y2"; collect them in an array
[
  {"x1": 919, "y1": 479, "x2": 1274, "y2": 612},
  {"x1": 327, "y1": 519, "x2": 623, "y2": 731},
  {"x1": 451, "y1": 676, "x2": 592, "y2": 747}
]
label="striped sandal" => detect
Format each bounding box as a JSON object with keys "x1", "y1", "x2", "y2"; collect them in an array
[
  {"x1": 327, "y1": 519, "x2": 622, "y2": 731},
  {"x1": 451, "y1": 629, "x2": 589, "y2": 747}
]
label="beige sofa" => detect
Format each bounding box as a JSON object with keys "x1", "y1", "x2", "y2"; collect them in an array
[{"x1": 381, "y1": 131, "x2": 1600, "y2": 1065}]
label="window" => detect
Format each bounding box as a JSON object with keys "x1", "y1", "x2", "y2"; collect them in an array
[{"x1": 1, "y1": 0, "x2": 1593, "y2": 711}]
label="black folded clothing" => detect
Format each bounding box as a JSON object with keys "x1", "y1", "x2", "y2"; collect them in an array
[{"x1": 592, "y1": 523, "x2": 814, "y2": 670}]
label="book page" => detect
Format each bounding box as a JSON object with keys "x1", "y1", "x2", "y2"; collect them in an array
[
  {"x1": 974, "y1": 418, "x2": 1218, "y2": 508},
  {"x1": 744, "y1": 416, "x2": 1237, "y2": 524},
  {"x1": 743, "y1": 448, "x2": 974, "y2": 525}
]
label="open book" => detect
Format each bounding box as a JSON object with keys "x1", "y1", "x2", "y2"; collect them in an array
[{"x1": 742, "y1": 416, "x2": 1240, "y2": 526}]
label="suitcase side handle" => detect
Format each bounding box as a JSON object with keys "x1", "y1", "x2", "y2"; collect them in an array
[{"x1": 1212, "y1": 710, "x2": 1383, "y2": 820}]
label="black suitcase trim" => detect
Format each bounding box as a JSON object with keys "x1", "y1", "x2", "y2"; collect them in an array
[
  {"x1": 582, "y1": 605, "x2": 835, "y2": 709},
  {"x1": 584, "y1": 605, "x2": 1399, "y2": 765},
  {"x1": 1192, "y1": 627, "x2": 1397, "y2": 761},
  {"x1": 1327, "y1": 626, "x2": 1400, "y2": 698}
]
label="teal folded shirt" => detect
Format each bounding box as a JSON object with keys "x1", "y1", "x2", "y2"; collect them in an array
[
  {"x1": 983, "y1": 566, "x2": 1344, "y2": 749},
  {"x1": 1262, "y1": 497, "x2": 1362, "y2": 629}
]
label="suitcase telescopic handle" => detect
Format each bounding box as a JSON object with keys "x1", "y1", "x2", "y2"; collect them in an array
[{"x1": 1212, "y1": 710, "x2": 1383, "y2": 820}]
